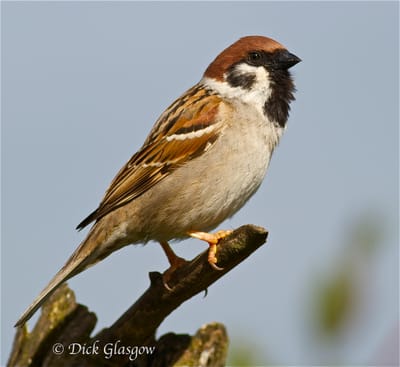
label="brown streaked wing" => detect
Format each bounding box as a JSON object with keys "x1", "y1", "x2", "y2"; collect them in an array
[
  {"x1": 142, "y1": 83, "x2": 216, "y2": 146},
  {"x1": 76, "y1": 90, "x2": 224, "y2": 230}
]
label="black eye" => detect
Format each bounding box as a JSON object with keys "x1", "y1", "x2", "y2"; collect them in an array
[{"x1": 248, "y1": 51, "x2": 263, "y2": 65}]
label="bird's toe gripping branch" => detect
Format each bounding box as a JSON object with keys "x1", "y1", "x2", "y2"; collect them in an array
[
  {"x1": 188, "y1": 230, "x2": 233, "y2": 270},
  {"x1": 159, "y1": 229, "x2": 232, "y2": 290}
]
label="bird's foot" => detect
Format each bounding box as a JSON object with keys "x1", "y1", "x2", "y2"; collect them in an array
[
  {"x1": 159, "y1": 241, "x2": 189, "y2": 290},
  {"x1": 188, "y1": 229, "x2": 233, "y2": 270}
]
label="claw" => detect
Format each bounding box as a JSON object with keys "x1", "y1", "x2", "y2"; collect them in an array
[
  {"x1": 188, "y1": 229, "x2": 233, "y2": 270},
  {"x1": 163, "y1": 279, "x2": 173, "y2": 292},
  {"x1": 208, "y1": 243, "x2": 224, "y2": 270}
]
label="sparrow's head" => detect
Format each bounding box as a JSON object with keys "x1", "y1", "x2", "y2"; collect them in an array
[{"x1": 203, "y1": 35, "x2": 301, "y2": 127}]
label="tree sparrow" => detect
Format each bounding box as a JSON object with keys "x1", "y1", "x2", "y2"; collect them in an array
[{"x1": 15, "y1": 35, "x2": 300, "y2": 327}]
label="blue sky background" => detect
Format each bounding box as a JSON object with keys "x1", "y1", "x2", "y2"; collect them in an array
[{"x1": 2, "y1": 2, "x2": 398, "y2": 366}]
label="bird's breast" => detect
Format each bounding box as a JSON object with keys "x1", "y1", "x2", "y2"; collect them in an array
[
  {"x1": 121, "y1": 102, "x2": 284, "y2": 242},
  {"x1": 215, "y1": 102, "x2": 283, "y2": 207}
]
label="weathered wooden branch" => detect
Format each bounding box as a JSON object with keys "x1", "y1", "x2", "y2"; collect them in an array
[{"x1": 8, "y1": 224, "x2": 268, "y2": 367}]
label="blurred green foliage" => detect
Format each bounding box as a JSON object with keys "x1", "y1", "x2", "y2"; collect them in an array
[
  {"x1": 312, "y1": 211, "x2": 384, "y2": 338},
  {"x1": 226, "y1": 340, "x2": 265, "y2": 366},
  {"x1": 313, "y1": 269, "x2": 354, "y2": 337}
]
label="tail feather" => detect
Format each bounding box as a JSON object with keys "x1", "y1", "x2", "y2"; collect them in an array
[
  {"x1": 14, "y1": 234, "x2": 99, "y2": 327},
  {"x1": 14, "y1": 266, "x2": 78, "y2": 327},
  {"x1": 15, "y1": 219, "x2": 129, "y2": 327}
]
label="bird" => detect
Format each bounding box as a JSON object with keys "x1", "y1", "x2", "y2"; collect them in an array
[{"x1": 15, "y1": 35, "x2": 300, "y2": 327}]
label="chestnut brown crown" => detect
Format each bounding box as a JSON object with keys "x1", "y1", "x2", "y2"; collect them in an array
[{"x1": 204, "y1": 36, "x2": 297, "y2": 81}]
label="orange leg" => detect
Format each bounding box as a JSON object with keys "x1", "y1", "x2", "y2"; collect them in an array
[
  {"x1": 159, "y1": 241, "x2": 188, "y2": 289},
  {"x1": 188, "y1": 230, "x2": 233, "y2": 270}
]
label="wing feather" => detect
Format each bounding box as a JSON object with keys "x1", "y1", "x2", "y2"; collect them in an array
[{"x1": 77, "y1": 85, "x2": 223, "y2": 230}]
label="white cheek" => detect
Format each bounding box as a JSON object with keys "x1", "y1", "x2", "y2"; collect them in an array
[
  {"x1": 234, "y1": 63, "x2": 272, "y2": 106},
  {"x1": 234, "y1": 63, "x2": 271, "y2": 88},
  {"x1": 201, "y1": 65, "x2": 273, "y2": 120}
]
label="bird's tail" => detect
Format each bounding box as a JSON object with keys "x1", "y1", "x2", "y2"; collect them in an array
[{"x1": 14, "y1": 226, "x2": 105, "y2": 327}]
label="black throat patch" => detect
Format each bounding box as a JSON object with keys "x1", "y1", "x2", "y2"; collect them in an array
[{"x1": 263, "y1": 69, "x2": 296, "y2": 128}]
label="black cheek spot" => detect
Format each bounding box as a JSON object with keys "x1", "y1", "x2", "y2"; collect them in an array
[{"x1": 226, "y1": 67, "x2": 256, "y2": 90}]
